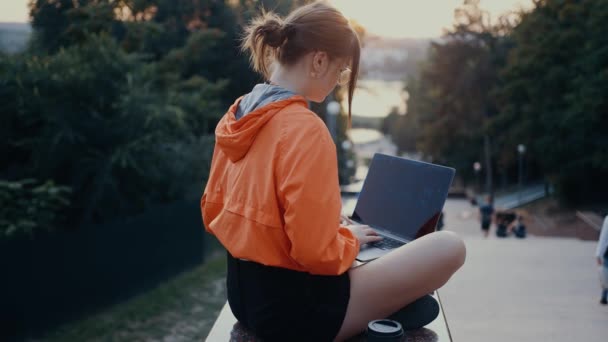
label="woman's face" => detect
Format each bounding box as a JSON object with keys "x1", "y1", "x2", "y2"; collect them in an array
[{"x1": 305, "y1": 52, "x2": 350, "y2": 102}]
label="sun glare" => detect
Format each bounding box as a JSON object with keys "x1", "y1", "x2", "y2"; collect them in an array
[
  {"x1": 0, "y1": 0, "x2": 29, "y2": 23},
  {"x1": 331, "y1": 0, "x2": 533, "y2": 38},
  {"x1": 3, "y1": 0, "x2": 533, "y2": 37}
]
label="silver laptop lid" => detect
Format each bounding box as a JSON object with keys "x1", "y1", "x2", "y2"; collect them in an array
[{"x1": 351, "y1": 153, "x2": 455, "y2": 241}]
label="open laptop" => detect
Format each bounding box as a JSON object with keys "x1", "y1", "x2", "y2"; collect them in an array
[{"x1": 350, "y1": 153, "x2": 455, "y2": 262}]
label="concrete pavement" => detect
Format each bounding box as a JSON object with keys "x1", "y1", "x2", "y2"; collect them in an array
[{"x1": 440, "y1": 199, "x2": 607, "y2": 342}]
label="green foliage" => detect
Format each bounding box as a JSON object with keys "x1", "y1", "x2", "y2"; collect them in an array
[
  {"x1": 392, "y1": 0, "x2": 607, "y2": 204},
  {"x1": 382, "y1": 107, "x2": 417, "y2": 154},
  {"x1": 493, "y1": 0, "x2": 608, "y2": 203},
  {"x1": 27, "y1": 0, "x2": 262, "y2": 107},
  {"x1": 1, "y1": 33, "x2": 223, "y2": 224},
  {"x1": 28, "y1": 0, "x2": 77, "y2": 53},
  {"x1": 391, "y1": 0, "x2": 509, "y2": 177},
  {"x1": 4, "y1": 0, "x2": 290, "y2": 225},
  {"x1": 2, "y1": 0, "x2": 353, "y2": 229},
  {"x1": 0, "y1": 179, "x2": 71, "y2": 238}
]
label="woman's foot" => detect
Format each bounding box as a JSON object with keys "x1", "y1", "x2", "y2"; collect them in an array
[{"x1": 387, "y1": 294, "x2": 440, "y2": 330}]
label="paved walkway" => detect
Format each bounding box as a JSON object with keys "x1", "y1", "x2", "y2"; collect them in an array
[{"x1": 440, "y1": 199, "x2": 607, "y2": 342}]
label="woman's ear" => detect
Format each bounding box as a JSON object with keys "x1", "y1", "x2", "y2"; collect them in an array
[{"x1": 311, "y1": 51, "x2": 329, "y2": 77}]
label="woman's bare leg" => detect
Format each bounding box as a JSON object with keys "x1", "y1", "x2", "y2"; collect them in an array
[{"x1": 334, "y1": 231, "x2": 466, "y2": 341}]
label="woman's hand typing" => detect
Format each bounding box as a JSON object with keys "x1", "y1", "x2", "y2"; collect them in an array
[{"x1": 344, "y1": 223, "x2": 383, "y2": 245}]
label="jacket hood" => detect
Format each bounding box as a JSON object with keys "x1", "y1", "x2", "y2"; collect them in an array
[{"x1": 215, "y1": 85, "x2": 307, "y2": 162}]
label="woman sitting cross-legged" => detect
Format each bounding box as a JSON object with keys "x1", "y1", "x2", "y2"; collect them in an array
[{"x1": 201, "y1": 2, "x2": 466, "y2": 341}]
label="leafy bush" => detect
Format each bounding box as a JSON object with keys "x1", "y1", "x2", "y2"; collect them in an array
[
  {"x1": 1, "y1": 34, "x2": 223, "y2": 224},
  {"x1": 0, "y1": 179, "x2": 71, "y2": 238}
]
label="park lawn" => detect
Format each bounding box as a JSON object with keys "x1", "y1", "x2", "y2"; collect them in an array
[{"x1": 38, "y1": 251, "x2": 227, "y2": 342}]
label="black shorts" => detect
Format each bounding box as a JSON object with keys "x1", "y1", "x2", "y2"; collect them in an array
[{"x1": 226, "y1": 252, "x2": 350, "y2": 342}]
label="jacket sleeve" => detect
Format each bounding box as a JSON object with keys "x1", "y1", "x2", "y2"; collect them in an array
[{"x1": 277, "y1": 121, "x2": 360, "y2": 275}]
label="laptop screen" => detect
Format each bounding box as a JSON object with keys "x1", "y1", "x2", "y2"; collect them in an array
[{"x1": 351, "y1": 154, "x2": 455, "y2": 241}]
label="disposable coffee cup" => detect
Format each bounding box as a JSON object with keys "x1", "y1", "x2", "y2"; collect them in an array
[{"x1": 366, "y1": 319, "x2": 404, "y2": 341}]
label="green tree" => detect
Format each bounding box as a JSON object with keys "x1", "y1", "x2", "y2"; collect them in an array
[
  {"x1": 28, "y1": 0, "x2": 259, "y2": 108},
  {"x1": 390, "y1": 0, "x2": 521, "y2": 196},
  {"x1": 1, "y1": 34, "x2": 223, "y2": 225},
  {"x1": 0, "y1": 179, "x2": 71, "y2": 238},
  {"x1": 493, "y1": 0, "x2": 608, "y2": 203},
  {"x1": 29, "y1": 0, "x2": 122, "y2": 53},
  {"x1": 403, "y1": 1, "x2": 503, "y2": 178},
  {"x1": 382, "y1": 106, "x2": 417, "y2": 154},
  {"x1": 3, "y1": 0, "x2": 341, "y2": 231}
]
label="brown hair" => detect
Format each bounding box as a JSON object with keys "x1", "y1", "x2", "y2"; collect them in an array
[{"x1": 241, "y1": 1, "x2": 360, "y2": 119}]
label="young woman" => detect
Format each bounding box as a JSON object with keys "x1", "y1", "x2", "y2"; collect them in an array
[{"x1": 201, "y1": 2, "x2": 466, "y2": 341}]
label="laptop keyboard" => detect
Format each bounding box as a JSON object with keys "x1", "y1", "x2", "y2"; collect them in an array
[{"x1": 370, "y1": 236, "x2": 405, "y2": 250}]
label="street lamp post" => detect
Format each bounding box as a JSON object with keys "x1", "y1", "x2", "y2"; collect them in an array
[
  {"x1": 517, "y1": 144, "x2": 526, "y2": 204},
  {"x1": 473, "y1": 161, "x2": 482, "y2": 194},
  {"x1": 326, "y1": 100, "x2": 341, "y2": 142}
]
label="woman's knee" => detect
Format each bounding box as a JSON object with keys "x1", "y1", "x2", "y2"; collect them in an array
[{"x1": 432, "y1": 231, "x2": 466, "y2": 271}]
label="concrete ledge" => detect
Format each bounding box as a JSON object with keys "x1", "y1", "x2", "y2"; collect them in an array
[
  {"x1": 576, "y1": 211, "x2": 604, "y2": 232},
  {"x1": 206, "y1": 291, "x2": 452, "y2": 341}
]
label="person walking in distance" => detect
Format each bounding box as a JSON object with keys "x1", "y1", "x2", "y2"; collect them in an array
[
  {"x1": 479, "y1": 196, "x2": 494, "y2": 238},
  {"x1": 596, "y1": 215, "x2": 608, "y2": 305}
]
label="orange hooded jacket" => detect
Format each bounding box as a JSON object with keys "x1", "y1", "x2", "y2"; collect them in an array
[{"x1": 201, "y1": 92, "x2": 360, "y2": 276}]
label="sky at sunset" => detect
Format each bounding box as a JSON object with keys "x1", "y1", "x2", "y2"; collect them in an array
[
  {"x1": 331, "y1": 0, "x2": 533, "y2": 38},
  {"x1": 2, "y1": 0, "x2": 533, "y2": 38}
]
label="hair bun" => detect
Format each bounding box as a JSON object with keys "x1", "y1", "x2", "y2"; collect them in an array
[{"x1": 259, "y1": 18, "x2": 287, "y2": 48}]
